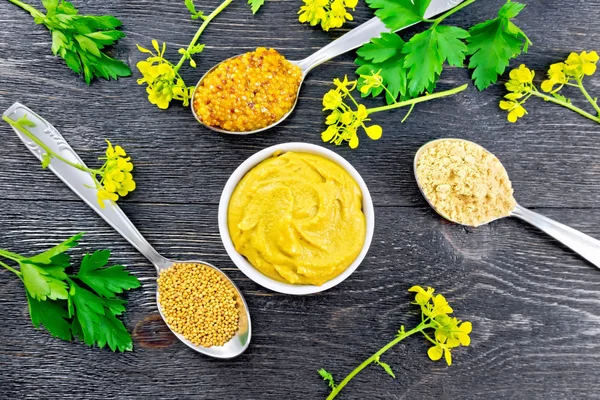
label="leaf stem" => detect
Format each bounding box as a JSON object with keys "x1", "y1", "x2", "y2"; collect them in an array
[
  {"x1": 6, "y1": 0, "x2": 45, "y2": 19},
  {"x1": 577, "y1": 79, "x2": 600, "y2": 116},
  {"x1": 0, "y1": 248, "x2": 23, "y2": 261},
  {"x1": 2, "y1": 115, "x2": 100, "y2": 175},
  {"x1": 173, "y1": 0, "x2": 234, "y2": 72},
  {"x1": 529, "y1": 90, "x2": 600, "y2": 123},
  {"x1": 431, "y1": 0, "x2": 478, "y2": 28},
  {"x1": 326, "y1": 323, "x2": 435, "y2": 400},
  {"x1": 0, "y1": 259, "x2": 20, "y2": 276},
  {"x1": 367, "y1": 84, "x2": 468, "y2": 115}
]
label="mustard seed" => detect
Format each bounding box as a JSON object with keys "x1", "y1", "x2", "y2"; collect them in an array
[
  {"x1": 193, "y1": 47, "x2": 303, "y2": 132},
  {"x1": 157, "y1": 262, "x2": 239, "y2": 347}
]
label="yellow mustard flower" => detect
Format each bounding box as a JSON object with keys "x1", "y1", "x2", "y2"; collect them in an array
[
  {"x1": 541, "y1": 62, "x2": 568, "y2": 92},
  {"x1": 321, "y1": 76, "x2": 383, "y2": 148},
  {"x1": 333, "y1": 75, "x2": 356, "y2": 92},
  {"x1": 423, "y1": 293, "x2": 454, "y2": 319},
  {"x1": 408, "y1": 285, "x2": 435, "y2": 306},
  {"x1": 136, "y1": 41, "x2": 191, "y2": 109},
  {"x1": 97, "y1": 140, "x2": 136, "y2": 208},
  {"x1": 499, "y1": 99, "x2": 527, "y2": 123},
  {"x1": 298, "y1": 0, "x2": 356, "y2": 31},
  {"x1": 564, "y1": 50, "x2": 599, "y2": 78},
  {"x1": 359, "y1": 70, "x2": 384, "y2": 95},
  {"x1": 505, "y1": 64, "x2": 534, "y2": 95},
  {"x1": 322, "y1": 89, "x2": 343, "y2": 110},
  {"x1": 97, "y1": 189, "x2": 119, "y2": 207}
]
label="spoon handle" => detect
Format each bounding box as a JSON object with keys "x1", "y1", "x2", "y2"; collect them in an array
[
  {"x1": 296, "y1": 0, "x2": 465, "y2": 72},
  {"x1": 512, "y1": 204, "x2": 600, "y2": 269},
  {"x1": 3, "y1": 102, "x2": 170, "y2": 271},
  {"x1": 295, "y1": 17, "x2": 389, "y2": 72}
]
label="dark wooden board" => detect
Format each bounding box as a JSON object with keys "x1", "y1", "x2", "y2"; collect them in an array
[{"x1": 1, "y1": 0, "x2": 600, "y2": 399}]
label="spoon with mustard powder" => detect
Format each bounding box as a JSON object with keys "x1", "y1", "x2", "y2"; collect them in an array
[
  {"x1": 414, "y1": 138, "x2": 600, "y2": 269},
  {"x1": 191, "y1": 0, "x2": 466, "y2": 134},
  {"x1": 4, "y1": 102, "x2": 251, "y2": 358}
]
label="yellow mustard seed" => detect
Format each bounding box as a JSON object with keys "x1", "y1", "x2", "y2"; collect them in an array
[
  {"x1": 157, "y1": 262, "x2": 239, "y2": 348},
  {"x1": 416, "y1": 139, "x2": 516, "y2": 227},
  {"x1": 193, "y1": 47, "x2": 303, "y2": 132}
]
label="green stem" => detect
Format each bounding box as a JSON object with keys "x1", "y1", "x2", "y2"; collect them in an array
[
  {"x1": 431, "y1": 0, "x2": 478, "y2": 27},
  {"x1": 0, "y1": 259, "x2": 20, "y2": 276},
  {"x1": 2, "y1": 115, "x2": 100, "y2": 175},
  {"x1": 6, "y1": 0, "x2": 45, "y2": 19},
  {"x1": 529, "y1": 90, "x2": 600, "y2": 123},
  {"x1": 326, "y1": 323, "x2": 435, "y2": 400},
  {"x1": 173, "y1": 0, "x2": 234, "y2": 72},
  {"x1": 367, "y1": 84, "x2": 468, "y2": 115},
  {"x1": 0, "y1": 248, "x2": 23, "y2": 261},
  {"x1": 577, "y1": 79, "x2": 600, "y2": 116}
]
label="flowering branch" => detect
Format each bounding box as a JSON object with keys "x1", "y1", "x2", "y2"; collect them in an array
[
  {"x1": 321, "y1": 71, "x2": 468, "y2": 148},
  {"x1": 2, "y1": 114, "x2": 136, "y2": 208},
  {"x1": 318, "y1": 286, "x2": 472, "y2": 399},
  {"x1": 500, "y1": 51, "x2": 600, "y2": 123}
]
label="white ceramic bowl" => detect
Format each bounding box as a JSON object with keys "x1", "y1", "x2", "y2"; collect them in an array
[{"x1": 218, "y1": 142, "x2": 375, "y2": 295}]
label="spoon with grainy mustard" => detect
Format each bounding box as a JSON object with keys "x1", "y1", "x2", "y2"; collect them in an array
[
  {"x1": 191, "y1": 0, "x2": 466, "y2": 134},
  {"x1": 4, "y1": 102, "x2": 251, "y2": 358},
  {"x1": 414, "y1": 138, "x2": 600, "y2": 270}
]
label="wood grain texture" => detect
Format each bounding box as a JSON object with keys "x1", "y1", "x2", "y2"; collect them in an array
[{"x1": 1, "y1": 0, "x2": 600, "y2": 399}]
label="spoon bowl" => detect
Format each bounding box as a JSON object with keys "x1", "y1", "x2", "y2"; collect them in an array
[
  {"x1": 190, "y1": 55, "x2": 308, "y2": 135},
  {"x1": 413, "y1": 138, "x2": 509, "y2": 227},
  {"x1": 4, "y1": 102, "x2": 252, "y2": 359},
  {"x1": 414, "y1": 137, "x2": 600, "y2": 269},
  {"x1": 155, "y1": 259, "x2": 251, "y2": 358}
]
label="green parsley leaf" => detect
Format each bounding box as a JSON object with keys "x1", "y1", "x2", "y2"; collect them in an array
[
  {"x1": 356, "y1": 32, "x2": 405, "y2": 64},
  {"x1": 435, "y1": 26, "x2": 470, "y2": 67},
  {"x1": 20, "y1": 262, "x2": 69, "y2": 301},
  {"x1": 402, "y1": 25, "x2": 469, "y2": 96},
  {"x1": 69, "y1": 281, "x2": 133, "y2": 352},
  {"x1": 76, "y1": 249, "x2": 141, "y2": 298},
  {"x1": 365, "y1": 0, "x2": 431, "y2": 30},
  {"x1": 0, "y1": 232, "x2": 140, "y2": 352},
  {"x1": 356, "y1": 33, "x2": 407, "y2": 104},
  {"x1": 466, "y1": 0, "x2": 530, "y2": 90},
  {"x1": 248, "y1": 0, "x2": 265, "y2": 14},
  {"x1": 27, "y1": 233, "x2": 83, "y2": 265},
  {"x1": 9, "y1": 0, "x2": 132, "y2": 84},
  {"x1": 27, "y1": 293, "x2": 72, "y2": 341}
]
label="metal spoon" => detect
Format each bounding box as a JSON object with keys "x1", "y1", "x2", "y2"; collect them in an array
[
  {"x1": 191, "y1": 0, "x2": 465, "y2": 134},
  {"x1": 3, "y1": 102, "x2": 251, "y2": 358},
  {"x1": 414, "y1": 138, "x2": 600, "y2": 269}
]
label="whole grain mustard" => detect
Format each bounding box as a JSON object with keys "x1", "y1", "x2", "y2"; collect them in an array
[
  {"x1": 415, "y1": 139, "x2": 516, "y2": 227},
  {"x1": 193, "y1": 47, "x2": 302, "y2": 132},
  {"x1": 157, "y1": 262, "x2": 239, "y2": 347},
  {"x1": 228, "y1": 152, "x2": 366, "y2": 286}
]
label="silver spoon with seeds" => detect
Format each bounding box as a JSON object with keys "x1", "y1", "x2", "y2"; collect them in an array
[
  {"x1": 414, "y1": 138, "x2": 600, "y2": 269},
  {"x1": 4, "y1": 102, "x2": 251, "y2": 358},
  {"x1": 191, "y1": 0, "x2": 466, "y2": 134}
]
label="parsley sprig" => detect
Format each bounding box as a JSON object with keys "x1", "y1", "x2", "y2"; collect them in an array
[
  {"x1": 318, "y1": 286, "x2": 472, "y2": 399},
  {"x1": 0, "y1": 233, "x2": 140, "y2": 351},
  {"x1": 357, "y1": 0, "x2": 531, "y2": 103},
  {"x1": 7, "y1": 0, "x2": 131, "y2": 84}
]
